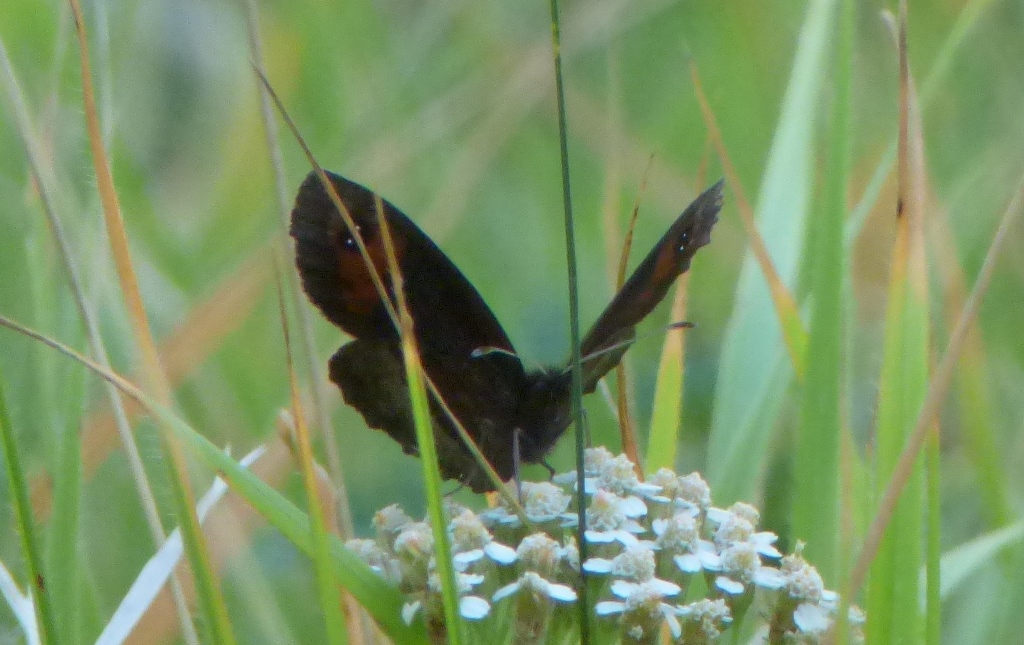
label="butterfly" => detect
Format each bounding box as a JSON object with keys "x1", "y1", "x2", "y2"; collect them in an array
[{"x1": 291, "y1": 170, "x2": 722, "y2": 492}]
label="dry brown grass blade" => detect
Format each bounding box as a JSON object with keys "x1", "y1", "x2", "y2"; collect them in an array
[
  {"x1": 242, "y1": 0, "x2": 353, "y2": 541},
  {"x1": 68, "y1": 0, "x2": 220, "y2": 639},
  {"x1": 930, "y1": 199, "x2": 1009, "y2": 526},
  {"x1": 275, "y1": 252, "x2": 350, "y2": 643},
  {"x1": 612, "y1": 155, "x2": 655, "y2": 472},
  {"x1": 847, "y1": 176, "x2": 1023, "y2": 598},
  {"x1": 124, "y1": 438, "x2": 296, "y2": 645},
  {"x1": 569, "y1": 87, "x2": 699, "y2": 218},
  {"x1": 847, "y1": 66, "x2": 1024, "y2": 588},
  {"x1": 28, "y1": 245, "x2": 273, "y2": 519},
  {"x1": 83, "y1": 248, "x2": 273, "y2": 472},
  {"x1": 254, "y1": 67, "x2": 526, "y2": 513},
  {"x1": 690, "y1": 61, "x2": 808, "y2": 380}
]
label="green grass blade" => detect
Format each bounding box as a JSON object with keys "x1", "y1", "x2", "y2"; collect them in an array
[
  {"x1": 95, "y1": 446, "x2": 265, "y2": 645},
  {"x1": 45, "y1": 375, "x2": 84, "y2": 645},
  {"x1": 646, "y1": 285, "x2": 687, "y2": 473},
  {"x1": 791, "y1": 0, "x2": 853, "y2": 583},
  {"x1": 925, "y1": 436, "x2": 941, "y2": 645},
  {"x1": 706, "y1": 0, "x2": 838, "y2": 504},
  {"x1": 0, "y1": 364, "x2": 58, "y2": 645},
  {"x1": 865, "y1": 10, "x2": 929, "y2": 642},
  {"x1": 548, "y1": 0, "x2": 591, "y2": 639},
  {"x1": 405, "y1": 340, "x2": 463, "y2": 643},
  {"x1": 0, "y1": 315, "x2": 430, "y2": 644},
  {"x1": 843, "y1": 0, "x2": 998, "y2": 246},
  {"x1": 277, "y1": 268, "x2": 349, "y2": 645}
]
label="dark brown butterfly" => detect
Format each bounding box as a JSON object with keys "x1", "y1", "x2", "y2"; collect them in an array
[{"x1": 291, "y1": 170, "x2": 722, "y2": 492}]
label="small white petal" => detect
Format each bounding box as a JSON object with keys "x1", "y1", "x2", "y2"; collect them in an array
[
  {"x1": 649, "y1": 578, "x2": 682, "y2": 596},
  {"x1": 758, "y1": 544, "x2": 783, "y2": 558},
  {"x1": 491, "y1": 581, "x2": 521, "y2": 602},
  {"x1": 459, "y1": 596, "x2": 490, "y2": 620},
  {"x1": 610, "y1": 580, "x2": 640, "y2": 598},
  {"x1": 545, "y1": 582, "x2": 578, "y2": 602},
  {"x1": 620, "y1": 496, "x2": 648, "y2": 517},
  {"x1": 632, "y1": 482, "x2": 663, "y2": 496},
  {"x1": 753, "y1": 532, "x2": 782, "y2": 558},
  {"x1": 551, "y1": 472, "x2": 576, "y2": 485},
  {"x1": 462, "y1": 573, "x2": 485, "y2": 587},
  {"x1": 401, "y1": 601, "x2": 421, "y2": 625},
  {"x1": 674, "y1": 500, "x2": 701, "y2": 517},
  {"x1": 821, "y1": 589, "x2": 840, "y2": 605},
  {"x1": 453, "y1": 550, "x2": 484, "y2": 565},
  {"x1": 715, "y1": 576, "x2": 745, "y2": 595},
  {"x1": 484, "y1": 542, "x2": 518, "y2": 564},
  {"x1": 706, "y1": 507, "x2": 731, "y2": 524},
  {"x1": 595, "y1": 601, "x2": 626, "y2": 616},
  {"x1": 664, "y1": 610, "x2": 682, "y2": 639},
  {"x1": 793, "y1": 602, "x2": 830, "y2": 633},
  {"x1": 696, "y1": 543, "x2": 722, "y2": 571},
  {"x1": 613, "y1": 530, "x2": 641, "y2": 546},
  {"x1": 584, "y1": 530, "x2": 616, "y2": 544},
  {"x1": 582, "y1": 558, "x2": 614, "y2": 573},
  {"x1": 754, "y1": 567, "x2": 786, "y2": 590},
  {"x1": 674, "y1": 553, "x2": 701, "y2": 574},
  {"x1": 651, "y1": 518, "x2": 668, "y2": 536},
  {"x1": 623, "y1": 520, "x2": 646, "y2": 535}
]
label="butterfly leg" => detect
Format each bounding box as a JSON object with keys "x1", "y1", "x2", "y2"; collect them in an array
[
  {"x1": 539, "y1": 459, "x2": 557, "y2": 480},
  {"x1": 513, "y1": 428, "x2": 524, "y2": 505}
]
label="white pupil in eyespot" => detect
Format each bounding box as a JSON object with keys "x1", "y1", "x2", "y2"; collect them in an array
[
  {"x1": 678, "y1": 232, "x2": 689, "y2": 252},
  {"x1": 343, "y1": 225, "x2": 362, "y2": 249}
]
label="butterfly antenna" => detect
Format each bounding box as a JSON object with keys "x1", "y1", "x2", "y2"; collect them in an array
[{"x1": 579, "y1": 320, "x2": 695, "y2": 365}]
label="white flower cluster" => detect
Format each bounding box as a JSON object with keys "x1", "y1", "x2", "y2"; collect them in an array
[{"x1": 345, "y1": 449, "x2": 863, "y2": 644}]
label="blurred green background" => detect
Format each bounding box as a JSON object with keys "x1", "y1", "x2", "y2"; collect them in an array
[{"x1": 1, "y1": 0, "x2": 1022, "y2": 642}]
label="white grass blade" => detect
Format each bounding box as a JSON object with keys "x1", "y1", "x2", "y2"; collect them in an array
[
  {"x1": 928, "y1": 521, "x2": 1024, "y2": 604},
  {"x1": 0, "y1": 558, "x2": 40, "y2": 645},
  {"x1": 94, "y1": 446, "x2": 266, "y2": 645},
  {"x1": 706, "y1": 0, "x2": 838, "y2": 504}
]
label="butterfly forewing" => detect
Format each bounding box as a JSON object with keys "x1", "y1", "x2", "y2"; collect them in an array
[
  {"x1": 291, "y1": 171, "x2": 527, "y2": 490},
  {"x1": 578, "y1": 180, "x2": 723, "y2": 391}
]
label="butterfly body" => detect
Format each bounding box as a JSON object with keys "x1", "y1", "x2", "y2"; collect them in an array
[{"x1": 291, "y1": 170, "x2": 722, "y2": 492}]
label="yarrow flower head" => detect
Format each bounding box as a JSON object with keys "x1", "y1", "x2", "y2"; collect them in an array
[
  {"x1": 580, "y1": 489, "x2": 645, "y2": 546},
  {"x1": 401, "y1": 570, "x2": 490, "y2": 625},
  {"x1": 345, "y1": 538, "x2": 402, "y2": 585},
  {"x1": 584, "y1": 543, "x2": 658, "y2": 581},
  {"x1": 708, "y1": 501, "x2": 782, "y2": 558},
  {"x1": 651, "y1": 512, "x2": 721, "y2": 575},
  {"x1": 349, "y1": 451, "x2": 861, "y2": 644},
  {"x1": 596, "y1": 578, "x2": 683, "y2": 641},
  {"x1": 716, "y1": 541, "x2": 785, "y2": 595},
  {"x1": 780, "y1": 543, "x2": 836, "y2": 605},
  {"x1": 677, "y1": 598, "x2": 733, "y2": 641},
  {"x1": 448, "y1": 510, "x2": 517, "y2": 568},
  {"x1": 516, "y1": 532, "x2": 575, "y2": 578},
  {"x1": 372, "y1": 504, "x2": 413, "y2": 548}
]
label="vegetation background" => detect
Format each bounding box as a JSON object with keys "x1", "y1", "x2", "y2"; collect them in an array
[{"x1": 0, "y1": 0, "x2": 1021, "y2": 642}]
